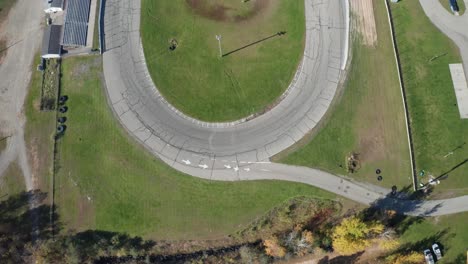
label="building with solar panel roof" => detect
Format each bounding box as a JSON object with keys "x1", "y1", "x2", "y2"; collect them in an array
[
  {"x1": 62, "y1": 0, "x2": 91, "y2": 47},
  {"x1": 45, "y1": 0, "x2": 64, "y2": 13}
]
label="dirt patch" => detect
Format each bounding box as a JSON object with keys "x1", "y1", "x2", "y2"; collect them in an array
[
  {"x1": 75, "y1": 193, "x2": 94, "y2": 230},
  {"x1": 70, "y1": 56, "x2": 100, "y2": 79},
  {"x1": 357, "y1": 124, "x2": 386, "y2": 164},
  {"x1": 29, "y1": 139, "x2": 40, "y2": 189},
  {"x1": 347, "y1": 152, "x2": 362, "y2": 173},
  {"x1": 186, "y1": 0, "x2": 270, "y2": 22},
  {"x1": 350, "y1": 0, "x2": 377, "y2": 46}
]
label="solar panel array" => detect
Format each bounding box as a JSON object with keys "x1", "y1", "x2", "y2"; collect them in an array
[{"x1": 62, "y1": 0, "x2": 91, "y2": 46}]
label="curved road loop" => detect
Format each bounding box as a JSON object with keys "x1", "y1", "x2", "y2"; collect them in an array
[
  {"x1": 103, "y1": 0, "x2": 347, "y2": 182},
  {"x1": 102, "y1": 0, "x2": 468, "y2": 216}
]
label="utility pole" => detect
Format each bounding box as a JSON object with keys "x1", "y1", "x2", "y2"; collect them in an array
[{"x1": 215, "y1": 35, "x2": 222, "y2": 58}]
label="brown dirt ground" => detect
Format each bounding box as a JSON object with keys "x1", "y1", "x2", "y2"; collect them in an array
[
  {"x1": 28, "y1": 140, "x2": 40, "y2": 189},
  {"x1": 74, "y1": 192, "x2": 94, "y2": 230},
  {"x1": 350, "y1": 0, "x2": 377, "y2": 46},
  {"x1": 282, "y1": 243, "x2": 388, "y2": 264},
  {"x1": 358, "y1": 122, "x2": 386, "y2": 164},
  {"x1": 186, "y1": 0, "x2": 270, "y2": 22}
]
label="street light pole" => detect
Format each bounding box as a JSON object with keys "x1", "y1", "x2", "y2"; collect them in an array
[{"x1": 215, "y1": 35, "x2": 222, "y2": 58}]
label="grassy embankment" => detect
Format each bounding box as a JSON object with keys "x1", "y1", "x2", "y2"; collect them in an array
[
  {"x1": 48, "y1": 55, "x2": 343, "y2": 240},
  {"x1": 24, "y1": 55, "x2": 57, "y2": 202},
  {"x1": 141, "y1": 0, "x2": 305, "y2": 121},
  {"x1": 391, "y1": 1, "x2": 468, "y2": 197},
  {"x1": 278, "y1": 0, "x2": 411, "y2": 190}
]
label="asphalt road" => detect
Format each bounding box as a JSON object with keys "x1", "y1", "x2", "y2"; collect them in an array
[{"x1": 101, "y1": 0, "x2": 468, "y2": 216}]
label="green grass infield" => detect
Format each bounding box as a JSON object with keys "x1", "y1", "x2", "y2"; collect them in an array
[{"x1": 140, "y1": 0, "x2": 305, "y2": 122}]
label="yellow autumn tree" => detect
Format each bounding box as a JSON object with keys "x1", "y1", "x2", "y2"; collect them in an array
[
  {"x1": 378, "y1": 238, "x2": 400, "y2": 251},
  {"x1": 301, "y1": 230, "x2": 314, "y2": 244},
  {"x1": 332, "y1": 216, "x2": 384, "y2": 255},
  {"x1": 263, "y1": 236, "x2": 287, "y2": 258}
]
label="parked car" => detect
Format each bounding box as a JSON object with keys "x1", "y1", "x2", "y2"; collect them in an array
[
  {"x1": 432, "y1": 243, "x2": 442, "y2": 260},
  {"x1": 424, "y1": 249, "x2": 435, "y2": 264},
  {"x1": 450, "y1": 0, "x2": 460, "y2": 12}
]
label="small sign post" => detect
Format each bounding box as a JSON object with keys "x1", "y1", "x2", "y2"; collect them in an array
[{"x1": 215, "y1": 35, "x2": 222, "y2": 58}]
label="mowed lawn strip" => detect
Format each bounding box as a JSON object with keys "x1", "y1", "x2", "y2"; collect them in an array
[
  {"x1": 141, "y1": 0, "x2": 304, "y2": 121},
  {"x1": 24, "y1": 55, "x2": 56, "y2": 201},
  {"x1": 278, "y1": 0, "x2": 411, "y2": 189},
  {"x1": 55, "y1": 56, "x2": 339, "y2": 240},
  {"x1": 390, "y1": 1, "x2": 468, "y2": 196}
]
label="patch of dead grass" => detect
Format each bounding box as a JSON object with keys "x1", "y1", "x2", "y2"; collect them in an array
[{"x1": 350, "y1": 0, "x2": 377, "y2": 46}]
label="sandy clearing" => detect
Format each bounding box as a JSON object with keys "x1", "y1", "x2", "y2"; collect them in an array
[{"x1": 350, "y1": 0, "x2": 377, "y2": 46}]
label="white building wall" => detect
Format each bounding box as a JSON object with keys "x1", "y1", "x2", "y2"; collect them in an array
[
  {"x1": 42, "y1": 54, "x2": 61, "y2": 59},
  {"x1": 44, "y1": 7, "x2": 63, "y2": 14}
]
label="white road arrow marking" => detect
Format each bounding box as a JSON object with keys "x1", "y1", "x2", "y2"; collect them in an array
[
  {"x1": 182, "y1": 159, "x2": 191, "y2": 165},
  {"x1": 198, "y1": 164, "x2": 208, "y2": 169},
  {"x1": 224, "y1": 165, "x2": 232, "y2": 169},
  {"x1": 234, "y1": 166, "x2": 239, "y2": 172},
  {"x1": 243, "y1": 168, "x2": 250, "y2": 172}
]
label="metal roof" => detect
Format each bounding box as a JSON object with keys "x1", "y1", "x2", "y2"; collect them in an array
[
  {"x1": 50, "y1": 0, "x2": 64, "y2": 8},
  {"x1": 62, "y1": 0, "x2": 91, "y2": 46},
  {"x1": 42, "y1": 25, "x2": 62, "y2": 56}
]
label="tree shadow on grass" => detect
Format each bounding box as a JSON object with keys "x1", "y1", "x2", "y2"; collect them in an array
[
  {"x1": 70, "y1": 230, "x2": 156, "y2": 261},
  {"x1": 1, "y1": 191, "x2": 261, "y2": 263},
  {"x1": 435, "y1": 158, "x2": 468, "y2": 179},
  {"x1": 394, "y1": 229, "x2": 450, "y2": 255},
  {"x1": 0, "y1": 190, "x2": 57, "y2": 240},
  {"x1": 0, "y1": 191, "x2": 161, "y2": 263},
  {"x1": 0, "y1": 190, "x2": 57, "y2": 263},
  {"x1": 317, "y1": 251, "x2": 364, "y2": 264},
  {"x1": 375, "y1": 228, "x2": 453, "y2": 263},
  {"x1": 358, "y1": 188, "x2": 459, "y2": 263},
  {"x1": 358, "y1": 186, "x2": 444, "y2": 235}
]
